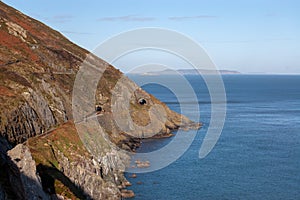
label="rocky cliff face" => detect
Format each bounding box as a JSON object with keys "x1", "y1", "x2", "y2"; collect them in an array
[
  {"x1": 0, "y1": 1, "x2": 83, "y2": 145},
  {"x1": 0, "y1": 2, "x2": 200, "y2": 199},
  {"x1": 7, "y1": 144, "x2": 50, "y2": 200}
]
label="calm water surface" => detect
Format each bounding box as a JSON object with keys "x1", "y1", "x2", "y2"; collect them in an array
[{"x1": 125, "y1": 75, "x2": 300, "y2": 200}]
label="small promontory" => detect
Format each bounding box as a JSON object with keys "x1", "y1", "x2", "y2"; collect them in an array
[{"x1": 0, "y1": 2, "x2": 200, "y2": 199}]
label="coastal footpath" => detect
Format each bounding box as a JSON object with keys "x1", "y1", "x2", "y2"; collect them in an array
[{"x1": 0, "y1": 2, "x2": 200, "y2": 199}]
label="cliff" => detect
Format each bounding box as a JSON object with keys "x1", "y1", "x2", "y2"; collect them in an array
[{"x1": 0, "y1": 2, "x2": 200, "y2": 199}]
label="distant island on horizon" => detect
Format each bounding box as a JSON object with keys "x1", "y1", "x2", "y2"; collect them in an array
[{"x1": 127, "y1": 68, "x2": 241, "y2": 75}]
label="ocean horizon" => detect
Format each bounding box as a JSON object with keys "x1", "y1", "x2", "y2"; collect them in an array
[{"x1": 125, "y1": 74, "x2": 300, "y2": 200}]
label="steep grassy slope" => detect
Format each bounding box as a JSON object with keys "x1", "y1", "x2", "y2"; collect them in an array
[{"x1": 0, "y1": 2, "x2": 200, "y2": 199}]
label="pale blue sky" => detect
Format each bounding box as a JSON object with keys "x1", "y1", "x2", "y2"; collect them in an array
[{"x1": 3, "y1": 0, "x2": 300, "y2": 74}]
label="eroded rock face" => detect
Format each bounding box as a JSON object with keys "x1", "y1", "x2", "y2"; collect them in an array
[
  {"x1": 7, "y1": 144, "x2": 50, "y2": 200},
  {"x1": 0, "y1": 1, "x2": 200, "y2": 199},
  {"x1": 1, "y1": 103, "x2": 43, "y2": 145},
  {"x1": 110, "y1": 76, "x2": 200, "y2": 139},
  {"x1": 5, "y1": 21, "x2": 27, "y2": 42},
  {"x1": 55, "y1": 149, "x2": 121, "y2": 200},
  {"x1": 0, "y1": 1, "x2": 200, "y2": 147},
  {"x1": 24, "y1": 121, "x2": 133, "y2": 200}
]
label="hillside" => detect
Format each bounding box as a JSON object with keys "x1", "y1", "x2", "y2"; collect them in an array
[{"x1": 0, "y1": 2, "x2": 200, "y2": 199}]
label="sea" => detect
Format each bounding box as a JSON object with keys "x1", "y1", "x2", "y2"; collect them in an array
[{"x1": 125, "y1": 75, "x2": 300, "y2": 200}]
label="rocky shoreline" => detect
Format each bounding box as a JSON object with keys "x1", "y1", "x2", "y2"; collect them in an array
[
  {"x1": 1, "y1": 118, "x2": 200, "y2": 199},
  {"x1": 0, "y1": 2, "x2": 201, "y2": 199}
]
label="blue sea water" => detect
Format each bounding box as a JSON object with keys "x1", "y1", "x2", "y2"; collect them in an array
[{"x1": 125, "y1": 75, "x2": 300, "y2": 200}]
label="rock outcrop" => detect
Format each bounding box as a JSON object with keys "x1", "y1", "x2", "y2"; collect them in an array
[
  {"x1": 0, "y1": 1, "x2": 201, "y2": 199},
  {"x1": 7, "y1": 144, "x2": 50, "y2": 200},
  {"x1": 25, "y1": 121, "x2": 131, "y2": 199}
]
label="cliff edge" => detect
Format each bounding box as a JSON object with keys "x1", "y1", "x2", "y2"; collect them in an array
[{"x1": 0, "y1": 2, "x2": 200, "y2": 199}]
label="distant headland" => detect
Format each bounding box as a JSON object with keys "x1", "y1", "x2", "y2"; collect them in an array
[{"x1": 128, "y1": 69, "x2": 241, "y2": 75}]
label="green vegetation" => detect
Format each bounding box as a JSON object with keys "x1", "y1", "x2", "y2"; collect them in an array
[{"x1": 28, "y1": 121, "x2": 89, "y2": 199}]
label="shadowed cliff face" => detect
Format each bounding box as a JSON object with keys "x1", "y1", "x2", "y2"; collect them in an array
[{"x1": 0, "y1": 2, "x2": 200, "y2": 199}]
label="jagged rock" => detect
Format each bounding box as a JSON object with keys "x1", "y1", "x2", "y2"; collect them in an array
[
  {"x1": 0, "y1": 1, "x2": 201, "y2": 199},
  {"x1": 134, "y1": 160, "x2": 150, "y2": 168},
  {"x1": 55, "y1": 149, "x2": 121, "y2": 199},
  {"x1": 121, "y1": 189, "x2": 135, "y2": 198},
  {"x1": 5, "y1": 21, "x2": 27, "y2": 42},
  {"x1": 0, "y1": 137, "x2": 25, "y2": 200},
  {"x1": 7, "y1": 144, "x2": 50, "y2": 200},
  {"x1": 129, "y1": 173, "x2": 137, "y2": 178},
  {"x1": 1, "y1": 103, "x2": 44, "y2": 145}
]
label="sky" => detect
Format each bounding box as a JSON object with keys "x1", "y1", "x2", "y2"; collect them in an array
[{"x1": 3, "y1": 0, "x2": 300, "y2": 74}]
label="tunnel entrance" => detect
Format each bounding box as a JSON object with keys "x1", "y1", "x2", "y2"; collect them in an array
[
  {"x1": 138, "y1": 98, "x2": 147, "y2": 105},
  {"x1": 95, "y1": 105, "x2": 102, "y2": 112}
]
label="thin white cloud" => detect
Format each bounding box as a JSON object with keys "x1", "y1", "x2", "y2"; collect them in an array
[
  {"x1": 98, "y1": 15, "x2": 155, "y2": 22},
  {"x1": 169, "y1": 15, "x2": 218, "y2": 21}
]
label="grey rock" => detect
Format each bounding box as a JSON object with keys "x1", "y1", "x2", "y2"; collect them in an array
[
  {"x1": 0, "y1": 102, "x2": 43, "y2": 145},
  {"x1": 0, "y1": 2, "x2": 200, "y2": 199},
  {"x1": 7, "y1": 144, "x2": 50, "y2": 200},
  {"x1": 53, "y1": 147, "x2": 127, "y2": 200}
]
